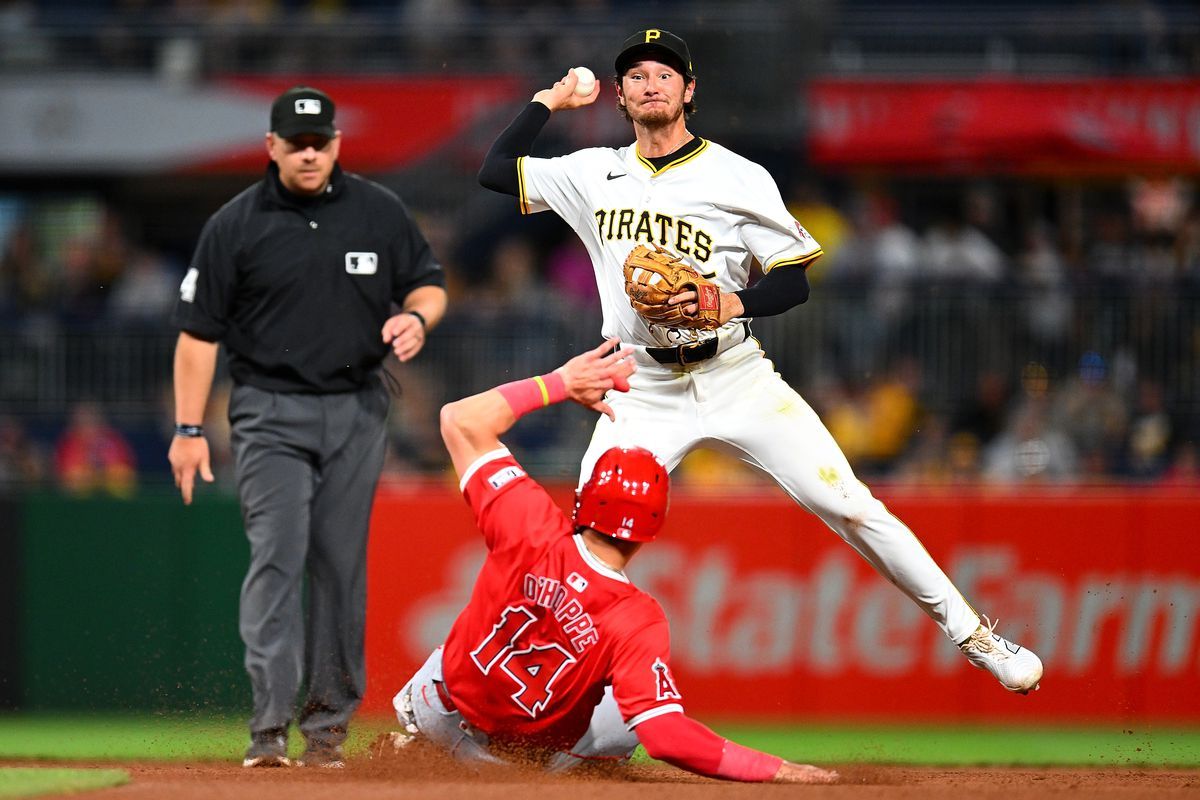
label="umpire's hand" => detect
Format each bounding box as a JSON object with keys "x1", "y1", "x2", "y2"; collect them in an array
[
  {"x1": 382, "y1": 311, "x2": 427, "y2": 363},
  {"x1": 169, "y1": 436, "x2": 213, "y2": 506}
]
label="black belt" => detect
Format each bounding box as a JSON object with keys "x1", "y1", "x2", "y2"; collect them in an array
[
  {"x1": 433, "y1": 680, "x2": 457, "y2": 712},
  {"x1": 645, "y1": 322, "x2": 748, "y2": 366}
]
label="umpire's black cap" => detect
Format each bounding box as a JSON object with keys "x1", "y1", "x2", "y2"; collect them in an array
[
  {"x1": 615, "y1": 29, "x2": 694, "y2": 79},
  {"x1": 270, "y1": 86, "x2": 337, "y2": 139}
]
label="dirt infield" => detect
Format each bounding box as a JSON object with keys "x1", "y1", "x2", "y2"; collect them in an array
[{"x1": 11, "y1": 744, "x2": 1200, "y2": 800}]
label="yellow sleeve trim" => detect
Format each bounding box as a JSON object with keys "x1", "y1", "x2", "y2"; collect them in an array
[
  {"x1": 532, "y1": 375, "x2": 550, "y2": 406},
  {"x1": 517, "y1": 156, "x2": 530, "y2": 215},
  {"x1": 764, "y1": 249, "x2": 823, "y2": 273}
]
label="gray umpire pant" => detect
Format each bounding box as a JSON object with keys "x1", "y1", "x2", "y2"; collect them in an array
[{"x1": 229, "y1": 376, "x2": 388, "y2": 746}]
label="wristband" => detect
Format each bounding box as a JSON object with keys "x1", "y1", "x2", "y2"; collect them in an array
[
  {"x1": 405, "y1": 309, "x2": 427, "y2": 329},
  {"x1": 174, "y1": 424, "x2": 205, "y2": 438},
  {"x1": 496, "y1": 372, "x2": 567, "y2": 419}
]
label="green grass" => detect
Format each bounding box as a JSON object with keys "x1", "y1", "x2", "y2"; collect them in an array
[
  {"x1": 0, "y1": 714, "x2": 1198, "y2": 768},
  {"x1": 711, "y1": 722, "x2": 1200, "y2": 767},
  {"x1": 0, "y1": 768, "x2": 128, "y2": 798},
  {"x1": 0, "y1": 713, "x2": 398, "y2": 762}
]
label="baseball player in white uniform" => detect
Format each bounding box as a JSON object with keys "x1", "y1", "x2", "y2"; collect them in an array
[{"x1": 478, "y1": 29, "x2": 1043, "y2": 694}]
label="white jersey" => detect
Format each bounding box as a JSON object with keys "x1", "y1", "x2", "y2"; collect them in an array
[
  {"x1": 516, "y1": 134, "x2": 983, "y2": 654},
  {"x1": 517, "y1": 139, "x2": 822, "y2": 347}
]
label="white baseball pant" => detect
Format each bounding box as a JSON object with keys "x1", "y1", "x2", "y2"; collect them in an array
[
  {"x1": 393, "y1": 647, "x2": 637, "y2": 770},
  {"x1": 580, "y1": 336, "x2": 981, "y2": 644}
]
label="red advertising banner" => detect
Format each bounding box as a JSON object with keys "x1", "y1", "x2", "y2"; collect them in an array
[
  {"x1": 189, "y1": 76, "x2": 523, "y2": 173},
  {"x1": 809, "y1": 78, "x2": 1200, "y2": 174},
  {"x1": 363, "y1": 483, "x2": 1200, "y2": 722}
]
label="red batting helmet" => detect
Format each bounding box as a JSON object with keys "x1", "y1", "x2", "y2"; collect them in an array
[{"x1": 573, "y1": 446, "x2": 669, "y2": 542}]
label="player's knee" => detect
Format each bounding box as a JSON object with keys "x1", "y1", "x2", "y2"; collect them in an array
[
  {"x1": 439, "y1": 401, "x2": 460, "y2": 435},
  {"x1": 439, "y1": 400, "x2": 474, "y2": 447},
  {"x1": 831, "y1": 494, "x2": 884, "y2": 538}
]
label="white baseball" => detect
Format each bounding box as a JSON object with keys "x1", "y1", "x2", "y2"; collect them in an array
[{"x1": 572, "y1": 66, "x2": 596, "y2": 97}]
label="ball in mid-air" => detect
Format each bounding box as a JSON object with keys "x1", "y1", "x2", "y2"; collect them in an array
[{"x1": 572, "y1": 66, "x2": 596, "y2": 97}]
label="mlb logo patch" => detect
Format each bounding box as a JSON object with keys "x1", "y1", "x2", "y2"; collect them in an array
[
  {"x1": 567, "y1": 572, "x2": 589, "y2": 593},
  {"x1": 487, "y1": 466, "x2": 525, "y2": 490},
  {"x1": 345, "y1": 252, "x2": 378, "y2": 275},
  {"x1": 179, "y1": 267, "x2": 199, "y2": 303},
  {"x1": 295, "y1": 98, "x2": 322, "y2": 115}
]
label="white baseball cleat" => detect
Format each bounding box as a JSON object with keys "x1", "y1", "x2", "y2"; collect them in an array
[{"x1": 959, "y1": 616, "x2": 1043, "y2": 694}]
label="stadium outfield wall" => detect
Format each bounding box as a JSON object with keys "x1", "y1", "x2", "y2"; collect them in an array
[{"x1": 6, "y1": 485, "x2": 1198, "y2": 722}]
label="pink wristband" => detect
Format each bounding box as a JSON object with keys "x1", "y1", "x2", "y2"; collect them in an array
[
  {"x1": 496, "y1": 372, "x2": 567, "y2": 419},
  {"x1": 716, "y1": 740, "x2": 783, "y2": 782}
]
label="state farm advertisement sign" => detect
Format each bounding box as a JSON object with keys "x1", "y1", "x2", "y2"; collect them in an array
[{"x1": 363, "y1": 485, "x2": 1200, "y2": 721}]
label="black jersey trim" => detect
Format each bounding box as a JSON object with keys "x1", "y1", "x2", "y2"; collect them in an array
[{"x1": 635, "y1": 138, "x2": 709, "y2": 176}]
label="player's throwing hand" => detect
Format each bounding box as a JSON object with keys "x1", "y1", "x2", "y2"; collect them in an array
[{"x1": 532, "y1": 68, "x2": 600, "y2": 112}]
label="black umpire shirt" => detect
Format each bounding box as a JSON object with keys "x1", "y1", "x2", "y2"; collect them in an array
[{"x1": 172, "y1": 162, "x2": 445, "y2": 394}]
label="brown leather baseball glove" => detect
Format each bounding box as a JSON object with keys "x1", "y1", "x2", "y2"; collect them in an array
[{"x1": 622, "y1": 244, "x2": 722, "y2": 330}]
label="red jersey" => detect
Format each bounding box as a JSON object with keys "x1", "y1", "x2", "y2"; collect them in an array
[{"x1": 441, "y1": 448, "x2": 685, "y2": 750}]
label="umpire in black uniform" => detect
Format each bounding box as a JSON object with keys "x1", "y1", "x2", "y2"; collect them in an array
[{"x1": 169, "y1": 86, "x2": 447, "y2": 768}]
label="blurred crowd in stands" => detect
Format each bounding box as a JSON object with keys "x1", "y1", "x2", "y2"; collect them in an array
[
  {"x1": 0, "y1": 197, "x2": 181, "y2": 330},
  {"x1": 1, "y1": 0, "x2": 694, "y2": 78},
  {"x1": 1, "y1": 171, "x2": 1198, "y2": 493},
  {"x1": 3, "y1": 0, "x2": 1197, "y2": 79},
  {"x1": 1, "y1": 0, "x2": 1198, "y2": 492}
]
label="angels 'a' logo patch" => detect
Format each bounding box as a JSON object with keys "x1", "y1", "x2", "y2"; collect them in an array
[{"x1": 651, "y1": 658, "x2": 681, "y2": 701}]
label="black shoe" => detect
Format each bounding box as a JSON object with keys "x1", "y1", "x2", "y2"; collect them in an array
[
  {"x1": 243, "y1": 728, "x2": 292, "y2": 768},
  {"x1": 299, "y1": 743, "x2": 345, "y2": 769}
]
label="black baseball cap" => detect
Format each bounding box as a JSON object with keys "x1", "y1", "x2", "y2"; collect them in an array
[
  {"x1": 614, "y1": 29, "x2": 694, "y2": 78},
  {"x1": 270, "y1": 86, "x2": 336, "y2": 139}
]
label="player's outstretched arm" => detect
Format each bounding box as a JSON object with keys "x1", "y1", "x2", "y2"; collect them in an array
[
  {"x1": 440, "y1": 339, "x2": 635, "y2": 477},
  {"x1": 478, "y1": 68, "x2": 599, "y2": 195},
  {"x1": 477, "y1": 102, "x2": 549, "y2": 195},
  {"x1": 634, "y1": 712, "x2": 838, "y2": 784}
]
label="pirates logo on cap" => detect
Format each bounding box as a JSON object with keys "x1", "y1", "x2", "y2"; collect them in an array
[{"x1": 615, "y1": 29, "x2": 694, "y2": 77}]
